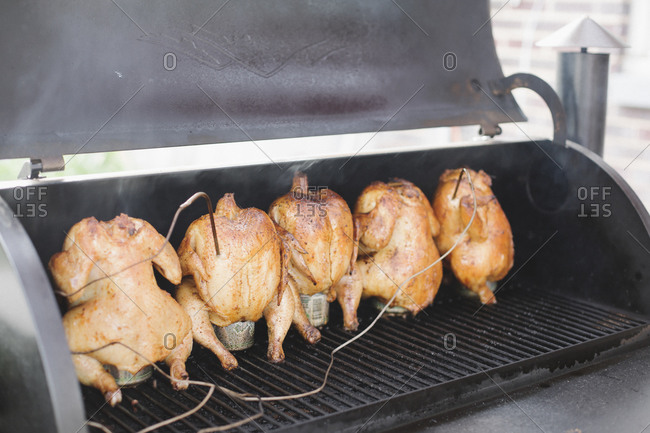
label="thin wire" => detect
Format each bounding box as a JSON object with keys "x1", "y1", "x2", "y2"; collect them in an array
[
  {"x1": 238, "y1": 168, "x2": 477, "y2": 403},
  {"x1": 87, "y1": 421, "x2": 112, "y2": 433},
  {"x1": 74, "y1": 342, "x2": 263, "y2": 433},
  {"x1": 451, "y1": 169, "x2": 464, "y2": 199},
  {"x1": 57, "y1": 192, "x2": 219, "y2": 299},
  {"x1": 83, "y1": 168, "x2": 477, "y2": 430}
]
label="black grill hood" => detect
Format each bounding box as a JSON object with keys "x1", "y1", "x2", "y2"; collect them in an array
[{"x1": 0, "y1": 0, "x2": 524, "y2": 159}]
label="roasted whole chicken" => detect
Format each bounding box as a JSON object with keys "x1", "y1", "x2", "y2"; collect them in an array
[
  {"x1": 268, "y1": 172, "x2": 357, "y2": 330},
  {"x1": 49, "y1": 214, "x2": 192, "y2": 406},
  {"x1": 176, "y1": 193, "x2": 312, "y2": 370},
  {"x1": 432, "y1": 168, "x2": 514, "y2": 304},
  {"x1": 334, "y1": 179, "x2": 443, "y2": 330}
]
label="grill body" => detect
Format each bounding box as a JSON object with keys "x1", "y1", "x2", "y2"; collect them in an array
[
  {"x1": 1, "y1": 139, "x2": 649, "y2": 432},
  {"x1": 0, "y1": 1, "x2": 647, "y2": 431}
]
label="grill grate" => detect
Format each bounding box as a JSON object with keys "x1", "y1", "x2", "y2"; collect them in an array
[{"x1": 83, "y1": 288, "x2": 649, "y2": 432}]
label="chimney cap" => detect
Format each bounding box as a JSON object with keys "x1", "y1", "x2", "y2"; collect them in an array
[{"x1": 536, "y1": 15, "x2": 628, "y2": 50}]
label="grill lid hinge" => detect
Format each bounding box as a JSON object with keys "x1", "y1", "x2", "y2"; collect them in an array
[
  {"x1": 478, "y1": 124, "x2": 503, "y2": 138},
  {"x1": 18, "y1": 156, "x2": 65, "y2": 179}
]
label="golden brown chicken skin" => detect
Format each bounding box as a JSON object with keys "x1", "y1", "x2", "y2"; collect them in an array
[
  {"x1": 176, "y1": 193, "x2": 302, "y2": 369},
  {"x1": 432, "y1": 168, "x2": 514, "y2": 304},
  {"x1": 334, "y1": 179, "x2": 443, "y2": 330},
  {"x1": 49, "y1": 214, "x2": 192, "y2": 407},
  {"x1": 269, "y1": 172, "x2": 357, "y2": 333}
]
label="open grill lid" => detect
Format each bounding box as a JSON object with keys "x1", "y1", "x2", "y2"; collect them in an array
[{"x1": 0, "y1": 0, "x2": 525, "y2": 160}]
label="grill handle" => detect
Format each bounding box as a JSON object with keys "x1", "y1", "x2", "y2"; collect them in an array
[{"x1": 490, "y1": 73, "x2": 567, "y2": 147}]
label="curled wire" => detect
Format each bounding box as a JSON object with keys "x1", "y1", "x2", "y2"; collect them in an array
[
  {"x1": 83, "y1": 168, "x2": 477, "y2": 431},
  {"x1": 237, "y1": 167, "x2": 477, "y2": 402},
  {"x1": 57, "y1": 192, "x2": 219, "y2": 299},
  {"x1": 74, "y1": 342, "x2": 262, "y2": 433}
]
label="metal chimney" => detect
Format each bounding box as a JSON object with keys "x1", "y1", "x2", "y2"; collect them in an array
[{"x1": 537, "y1": 16, "x2": 627, "y2": 156}]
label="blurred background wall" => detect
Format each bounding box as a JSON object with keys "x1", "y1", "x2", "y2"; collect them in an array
[{"x1": 489, "y1": 0, "x2": 649, "y2": 207}]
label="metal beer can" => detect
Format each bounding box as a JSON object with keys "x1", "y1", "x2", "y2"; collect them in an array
[
  {"x1": 371, "y1": 298, "x2": 409, "y2": 316},
  {"x1": 214, "y1": 321, "x2": 255, "y2": 351},
  {"x1": 104, "y1": 364, "x2": 153, "y2": 386},
  {"x1": 300, "y1": 292, "x2": 329, "y2": 327}
]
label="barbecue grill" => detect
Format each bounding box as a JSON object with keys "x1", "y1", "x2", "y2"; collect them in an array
[{"x1": 1, "y1": 1, "x2": 649, "y2": 432}]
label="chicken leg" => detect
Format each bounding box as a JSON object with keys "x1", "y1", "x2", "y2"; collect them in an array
[
  {"x1": 333, "y1": 268, "x2": 363, "y2": 331},
  {"x1": 164, "y1": 330, "x2": 193, "y2": 390},
  {"x1": 72, "y1": 354, "x2": 122, "y2": 406},
  {"x1": 176, "y1": 278, "x2": 238, "y2": 370},
  {"x1": 287, "y1": 279, "x2": 321, "y2": 344},
  {"x1": 263, "y1": 286, "x2": 295, "y2": 363}
]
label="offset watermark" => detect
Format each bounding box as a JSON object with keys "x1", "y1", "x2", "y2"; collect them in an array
[
  {"x1": 443, "y1": 332, "x2": 457, "y2": 351},
  {"x1": 13, "y1": 186, "x2": 47, "y2": 218},
  {"x1": 624, "y1": 143, "x2": 649, "y2": 170},
  {"x1": 110, "y1": 0, "x2": 147, "y2": 36},
  {"x1": 163, "y1": 52, "x2": 177, "y2": 71},
  {"x1": 163, "y1": 332, "x2": 177, "y2": 350},
  {"x1": 292, "y1": 185, "x2": 328, "y2": 217},
  {"x1": 192, "y1": 0, "x2": 233, "y2": 36},
  {"x1": 443, "y1": 52, "x2": 457, "y2": 71},
  {"x1": 391, "y1": 0, "x2": 429, "y2": 36},
  {"x1": 66, "y1": 84, "x2": 145, "y2": 167},
  {"x1": 473, "y1": 0, "x2": 511, "y2": 36},
  {"x1": 339, "y1": 84, "x2": 425, "y2": 170},
  {"x1": 577, "y1": 186, "x2": 611, "y2": 218},
  {"x1": 196, "y1": 83, "x2": 282, "y2": 170}
]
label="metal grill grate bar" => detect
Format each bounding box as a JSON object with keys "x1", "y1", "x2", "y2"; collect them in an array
[
  {"x1": 527, "y1": 292, "x2": 645, "y2": 329},
  {"x1": 266, "y1": 356, "x2": 368, "y2": 406},
  {"x1": 186, "y1": 371, "x2": 280, "y2": 430},
  {"x1": 452, "y1": 301, "x2": 581, "y2": 347},
  {"x1": 387, "y1": 318, "x2": 520, "y2": 364},
  {"x1": 294, "y1": 339, "x2": 413, "y2": 398},
  {"x1": 370, "y1": 325, "x2": 481, "y2": 376},
  {"x1": 218, "y1": 365, "x2": 317, "y2": 421},
  {"x1": 426, "y1": 305, "x2": 547, "y2": 358},
  {"x1": 322, "y1": 331, "x2": 431, "y2": 389},
  {"x1": 85, "y1": 290, "x2": 650, "y2": 433},
  {"x1": 369, "y1": 323, "x2": 496, "y2": 376},
  {"x1": 126, "y1": 391, "x2": 197, "y2": 432},
  {"x1": 239, "y1": 356, "x2": 356, "y2": 410},
  {"x1": 502, "y1": 297, "x2": 609, "y2": 339}
]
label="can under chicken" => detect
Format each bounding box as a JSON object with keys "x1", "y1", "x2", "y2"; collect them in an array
[
  {"x1": 212, "y1": 321, "x2": 256, "y2": 351},
  {"x1": 300, "y1": 292, "x2": 330, "y2": 327},
  {"x1": 103, "y1": 364, "x2": 153, "y2": 386}
]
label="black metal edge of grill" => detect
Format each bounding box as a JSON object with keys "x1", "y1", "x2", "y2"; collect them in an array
[{"x1": 1, "y1": 139, "x2": 649, "y2": 432}]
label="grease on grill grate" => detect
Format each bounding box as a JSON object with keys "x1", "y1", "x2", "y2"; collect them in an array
[{"x1": 85, "y1": 289, "x2": 649, "y2": 432}]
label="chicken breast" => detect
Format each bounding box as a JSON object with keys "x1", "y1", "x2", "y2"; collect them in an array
[
  {"x1": 432, "y1": 168, "x2": 514, "y2": 304},
  {"x1": 176, "y1": 193, "x2": 299, "y2": 369},
  {"x1": 269, "y1": 172, "x2": 357, "y2": 331},
  {"x1": 49, "y1": 214, "x2": 192, "y2": 407},
  {"x1": 334, "y1": 179, "x2": 443, "y2": 330}
]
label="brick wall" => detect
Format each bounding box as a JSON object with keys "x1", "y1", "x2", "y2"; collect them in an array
[{"x1": 489, "y1": 0, "x2": 650, "y2": 209}]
